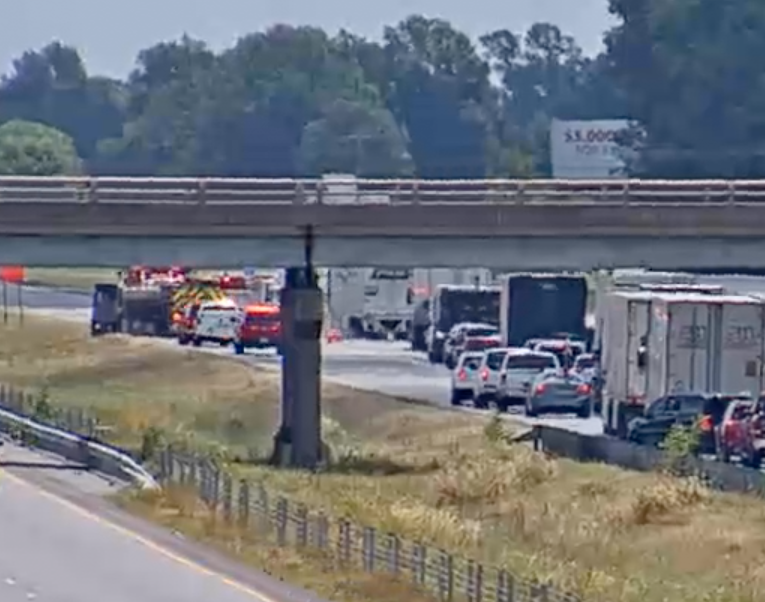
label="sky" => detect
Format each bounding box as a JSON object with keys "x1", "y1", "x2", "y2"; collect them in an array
[{"x1": 1, "y1": 0, "x2": 615, "y2": 79}]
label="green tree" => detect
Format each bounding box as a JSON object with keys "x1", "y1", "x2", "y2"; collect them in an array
[
  {"x1": 606, "y1": 0, "x2": 765, "y2": 176},
  {"x1": 381, "y1": 15, "x2": 497, "y2": 178},
  {"x1": 0, "y1": 42, "x2": 126, "y2": 163},
  {"x1": 0, "y1": 119, "x2": 82, "y2": 175},
  {"x1": 298, "y1": 99, "x2": 412, "y2": 176}
]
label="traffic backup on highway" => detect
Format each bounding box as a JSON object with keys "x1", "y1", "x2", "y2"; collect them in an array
[{"x1": 85, "y1": 264, "x2": 765, "y2": 466}]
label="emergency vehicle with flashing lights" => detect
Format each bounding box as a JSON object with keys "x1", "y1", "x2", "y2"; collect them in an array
[
  {"x1": 186, "y1": 299, "x2": 243, "y2": 347},
  {"x1": 234, "y1": 303, "x2": 282, "y2": 354}
]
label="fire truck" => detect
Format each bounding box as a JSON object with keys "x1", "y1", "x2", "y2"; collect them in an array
[
  {"x1": 90, "y1": 268, "x2": 274, "y2": 338},
  {"x1": 90, "y1": 265, "x2": 190, "y2": 336}
]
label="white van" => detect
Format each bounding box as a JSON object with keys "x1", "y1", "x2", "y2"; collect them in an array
[{"x1": 191, "y1": 300, "x2": 242, "y2": 347}]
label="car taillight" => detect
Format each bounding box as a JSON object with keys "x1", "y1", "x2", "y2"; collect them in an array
[
  {"x1": 699, "y1": 415, "x2": 713, "y2": 432},
  {"x1": 480, "y1": 368, "x2": 489, "y2": 381},
  {"x1": 576, "y1": 383, "x2": 591, "y2": 395},
  {"x1": 534, "y1": 383, "x2": 545, "y2": 395},
  {"x1": 458, "y1": 369, "x2": 467, "y2": 381}
]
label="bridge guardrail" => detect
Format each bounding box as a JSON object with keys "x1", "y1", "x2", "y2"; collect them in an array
[
  {"x1": 2, "y1": 176, "x2": 765, "y2": 205},
  {"x1": 0, "y1": 386, "x2": 158, "y2": 490}
]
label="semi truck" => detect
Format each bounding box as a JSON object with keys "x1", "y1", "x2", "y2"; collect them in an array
[
  {"x1": 426, "y1": 284, "x2": 501, "y2": 363},
  {"x1": 409, "y1": 269, "x2": 494, "y2": 351},
  {"x1": 499, "y1": 273, "x2": 590, "y2": 348},
  {"x1": 325, "y1": 268, "x2": 413, "y2": 339},
  {"x1": 601, "y1": 290, "x2": 765, "y2": 437}
]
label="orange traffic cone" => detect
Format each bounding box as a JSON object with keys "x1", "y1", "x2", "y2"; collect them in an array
[{"x1": 326, "y1": 328, "x2": 343, "y2": 343}]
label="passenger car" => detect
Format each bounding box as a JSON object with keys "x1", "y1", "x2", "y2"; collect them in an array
[
  {"x1": 443, "y1": 322, "x2": 499, "y2": 369},
  {"x1": 233, "y1": 303, "x2": 281, "y2": 354},
  {"x1": 627, "y1": 392, "x2": 749, "y2": 453},
  {"x1": 496, "y1": 349, "x2": 559, "y2": 411},
  {"x1": 471, "y1": 348, "x2": 513, "y2": 408},
  {"x1": 450, "y1": 352, "x2": 484, "y2": 405},
  {"x1": 715, "y1": 398, "x2": 755, "y2": 463},
  {"x1": 524, "y1": 370, "x2": 592, "y2": 418}
]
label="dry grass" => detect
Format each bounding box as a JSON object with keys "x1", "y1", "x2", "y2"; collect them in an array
[
  {"x1": 24, "y1": 267, "x2": 118, "y2": 290},
  {"x1": 118, "y1": 485, "x2": 439, "y2": 602},
  {"x1": 22, "y1": 267, "x2": 252, "y2": 291},
  {"x1": 2, "y1": 315, "x2": 765, "y2": 601}
]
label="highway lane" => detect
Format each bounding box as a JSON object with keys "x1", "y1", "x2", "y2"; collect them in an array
[
  {"x1": 0, "y1": 439, "x2": 327, "y2": 602},
  {"x1": 17, "y1": 285, "x2": 603, "y2": 435}
]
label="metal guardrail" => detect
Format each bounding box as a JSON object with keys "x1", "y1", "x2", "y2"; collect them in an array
[
  {"x1": 0, "y1": 386, "x2": 158, "y2": 490},
  {"x1": 2, "y1": 176, "x2": 765, "y2": 205}
]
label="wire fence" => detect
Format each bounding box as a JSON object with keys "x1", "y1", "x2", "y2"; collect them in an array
[
  {"x1": 0, "y1": 383, "x2": 583, "y2": 601},
  {"x1": 158, "y1": 449, "x2": 581, "y2": 602}
]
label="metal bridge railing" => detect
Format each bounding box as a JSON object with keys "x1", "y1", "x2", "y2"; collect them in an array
[{"x1": 1, "y1": 176, "x2": 765, "y2": 205}]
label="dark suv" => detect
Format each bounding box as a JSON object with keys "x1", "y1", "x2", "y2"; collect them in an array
[{"x1": 626, "y1": 392, "x2": 751, "y2": 454}]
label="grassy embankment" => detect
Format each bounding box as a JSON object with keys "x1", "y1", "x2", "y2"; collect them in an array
[
  {"x1": 0, "y1": 314, "x2": 762, "y2": 602},
  {"x1": 23, "y1": 267, "x2": 118, "y2": 291}
]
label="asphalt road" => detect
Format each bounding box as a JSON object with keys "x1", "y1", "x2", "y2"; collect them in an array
[
  {"x1": 0, "y1": 439, "x2": 328, "y2": 602},
  {"x1": 16, "y1": 285, "x2": 604, "y2": 435}
]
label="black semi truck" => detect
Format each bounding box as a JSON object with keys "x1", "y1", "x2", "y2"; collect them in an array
[
  {"x1": 426, "y1": 285, "x2": 501, "y2": 363},
  {"x1": 499, "y1": 273, "x2": 590, "y2": 348}
]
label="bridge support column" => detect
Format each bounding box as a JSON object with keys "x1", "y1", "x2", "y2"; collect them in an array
[{"x1": 271, "y1": 239, "x2": 325, "y2": 469}]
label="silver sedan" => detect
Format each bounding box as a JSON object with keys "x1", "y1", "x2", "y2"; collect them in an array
[{"x1": 524, "y1": 371, "x2": 592, "y2": 418}]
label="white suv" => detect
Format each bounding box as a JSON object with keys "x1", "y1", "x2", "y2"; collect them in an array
[
  {"x1": 472, "y1": 348, "x2": 514, "y2": 409},
  {"x1": 450, "y1": 352, "x2": 484, "y2": 406},
  {"x1": 496, "y1": 349, "x2": 560, "y2": 411}
]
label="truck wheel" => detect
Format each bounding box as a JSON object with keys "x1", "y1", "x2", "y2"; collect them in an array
[
  {"x1": 234, "y1": 343, "x2": 245, "y2": 355},
  {"x1": 524, "y1": 403, "x2": 538, "y2": 417},
  {"x1": 577, "y1": 405, "x2": 591, "y2": 419},
  {"x1": 450, "y1": 390, "x2": 463, "y2": 406},
  {"x1": 178, "y1": 335, "x2": 189, "y2": 346},
  {"x1": 192, "y1": 337, "x2": 202, "y2": 347}
]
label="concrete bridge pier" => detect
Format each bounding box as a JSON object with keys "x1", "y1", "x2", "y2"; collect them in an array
[{"x1": 270, "y1": 263, "x2": 325, "y2": 469}]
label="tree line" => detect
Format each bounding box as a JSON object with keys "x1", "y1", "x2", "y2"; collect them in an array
[{"x1": 2, "y1": 1, "x2": 765, "y2": 179}]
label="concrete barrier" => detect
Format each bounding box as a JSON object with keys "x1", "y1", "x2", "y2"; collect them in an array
[{"x1": 536, "y1": 425, "x2": 765, "y2": 496}]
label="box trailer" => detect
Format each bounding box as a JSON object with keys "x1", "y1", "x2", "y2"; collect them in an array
[
  {"x1": 499, "y1": 273, "x2": 589, "y2": 348},
  {"x1": 602, "y1": 291, "x2": 765, "y2": 437}
]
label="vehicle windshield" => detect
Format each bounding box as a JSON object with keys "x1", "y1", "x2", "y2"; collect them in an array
[
  {"x1": 575, "y1": 355, "x2": 596, "y2": 370},
  {"x1": 465, "y1": 327, "x2": 498, "y2": 337},
  {"x1": 485, "y1": 351, "x2": 508, "y2": 370},
  {"x1": 728, "y1": 402, "x2": 753, "y2": 421},
  {"x1": 461, "y1": 356, "x2": 483, "y2": 370},
  {"x1": 245, "y1": 314, "x2": 279, "y2": 326},
  {"x1": 505, "y1": 355, "x2": 556, "y2": 371},
  {"x1": 464, "y1": 338, "x2": 500, "y2": 351}
]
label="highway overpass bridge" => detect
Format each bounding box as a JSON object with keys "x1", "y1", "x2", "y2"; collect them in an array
[{"x1": 2, "y1": 176, "x2": 765, "y2": 269}]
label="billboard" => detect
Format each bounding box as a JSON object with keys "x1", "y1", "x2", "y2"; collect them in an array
[{"x1": 550, "y1": 119, "x2": 632, "y2": 179}]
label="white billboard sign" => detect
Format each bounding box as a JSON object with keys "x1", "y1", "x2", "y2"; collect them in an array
[{"x1": 550, "y1": 119, "x2": 632, "y2": 179}]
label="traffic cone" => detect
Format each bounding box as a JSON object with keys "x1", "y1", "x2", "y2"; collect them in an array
[{"x1": 326, "y1": 328, "x2": 343, "y2": 343}]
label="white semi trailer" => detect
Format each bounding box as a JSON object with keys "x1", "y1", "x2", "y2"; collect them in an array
[
  {"x1": 601, "y1": 290, "x2": 765, "y2": 437},
  {"x1": 325, "y1": 268, "x2": 413, "y2": 339}
]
